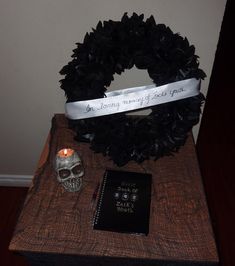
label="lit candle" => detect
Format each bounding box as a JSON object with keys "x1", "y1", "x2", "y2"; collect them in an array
[
  {"x1": 54, "y1": 148, "x2": 84, "y2": 192},
  {"x1": 57, "y1": 148, "x2": 74, "y2": 158}
]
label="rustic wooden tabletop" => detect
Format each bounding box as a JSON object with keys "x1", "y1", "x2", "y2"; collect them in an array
[{"x1": 9, "y1": 114, "x2": 218, "y2": 265}]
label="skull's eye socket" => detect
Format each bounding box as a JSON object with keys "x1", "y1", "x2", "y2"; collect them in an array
[
  {"x1": 72, "y1": 164, "x2": 83, "y2": 175},
  {"x1": 58, "y1": 169, "x2": 70, "y2": 179}
]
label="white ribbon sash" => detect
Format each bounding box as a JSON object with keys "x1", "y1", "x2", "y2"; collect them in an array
[{"x1": 65, "y1": 78, "x2": 200, "y2": 120}]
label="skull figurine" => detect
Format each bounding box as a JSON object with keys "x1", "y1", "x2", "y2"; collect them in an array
[{"x1": 55, "y1": 149, "x2": 84, "y2": 192}]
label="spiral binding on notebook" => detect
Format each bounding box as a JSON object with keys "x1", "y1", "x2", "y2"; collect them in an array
[{"x1": 93, "y1": 171, "x2": 107, "y2": 226}]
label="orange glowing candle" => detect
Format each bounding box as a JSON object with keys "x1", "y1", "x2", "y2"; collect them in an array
[{"x1": 57, "y1": 148, "x2": 74, "y2": 158}]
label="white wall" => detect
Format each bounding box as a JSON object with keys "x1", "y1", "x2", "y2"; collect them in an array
[{"x1": 0, "y1": 0, "x2": 226, "y2": 175}]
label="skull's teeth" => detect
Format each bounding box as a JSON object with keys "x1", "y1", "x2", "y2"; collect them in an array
[{"x1": 62, "y1": 179, "x2": 81, "y2": 192}]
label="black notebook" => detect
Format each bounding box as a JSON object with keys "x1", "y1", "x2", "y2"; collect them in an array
[{"x1": 93, "y1": 169, "x2": 152, "y2": 235}]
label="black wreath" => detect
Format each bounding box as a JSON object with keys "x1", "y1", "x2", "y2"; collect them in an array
[{"x1": 60, "y1": 13, "x2": 206, "y2": 166}]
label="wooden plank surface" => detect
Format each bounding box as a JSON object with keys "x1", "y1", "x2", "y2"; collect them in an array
[{"x1": 9, "y1": 114, "x2": 218, "y2": 265}]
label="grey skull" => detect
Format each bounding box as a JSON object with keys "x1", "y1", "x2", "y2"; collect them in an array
[{"x1": 55, "y1": 150, "x2": 84, "y2": 192}]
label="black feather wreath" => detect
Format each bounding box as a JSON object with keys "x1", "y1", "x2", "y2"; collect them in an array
[{"x1": 60, "y1": 13, "x2": 206, "y2": 166}]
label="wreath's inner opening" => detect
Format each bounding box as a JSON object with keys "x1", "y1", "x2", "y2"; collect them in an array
[{"x1": 107, "y1": 66, "x2": 153, "y2": 115}]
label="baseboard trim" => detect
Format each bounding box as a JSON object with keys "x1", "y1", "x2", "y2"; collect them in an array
[{"x1": 0, "y1": 175, "x2": 33, "y2": 187}]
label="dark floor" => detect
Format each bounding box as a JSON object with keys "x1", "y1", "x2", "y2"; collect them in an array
[{"x1": 0, "y1": 186, "x2": 29, "y2": 266}]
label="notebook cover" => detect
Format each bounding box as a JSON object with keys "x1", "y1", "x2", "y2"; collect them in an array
[{"x1": 93, "y1": 169, "x2": 152, "y2": 235}]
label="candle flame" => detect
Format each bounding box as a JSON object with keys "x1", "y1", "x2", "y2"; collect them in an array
[
  {"x1": 58, "y1": 148, "x2": 74, "y2": 158},
  {"x1": 64, "y1": 149, "x2": 68, "y2": 156}
]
